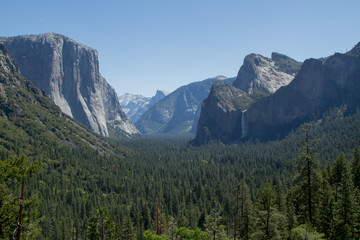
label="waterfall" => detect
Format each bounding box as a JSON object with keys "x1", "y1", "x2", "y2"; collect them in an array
[{"x1": 241, "y1": 110, "x2": 248, "y2": 139}]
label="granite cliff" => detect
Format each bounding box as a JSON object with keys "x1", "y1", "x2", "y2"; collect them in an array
[
  {"x1": 245, "y1": 43, "x2": 360, "y2": 140},
  {"x1": 195, "y1": 53, "x2": 301, "y2": 144},
  {"x1": 0, "y1": 44, "x2": 124, "y2": 155},
  {"x1": 196, "y1": 43, "x2": 360, "y2": 144},
  {"x1": 0, "y1": 33, "x2": 139, "y2": 138}
]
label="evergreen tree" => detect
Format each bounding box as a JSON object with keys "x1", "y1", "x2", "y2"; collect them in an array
[
  {"x1": 0, "y1": 156, "x2": 41, "y2": 240},
  {"x1": 232, "y1": 179, "x2": 252, "y2": 240},
  {"x1": 120, "y1": 217, "x2": 136, "y2": 240},
  {"x1": 152, "y1": 197, "x2": 166, "y2": 235},
  {"x1": 352, "y1": 143, "x2": 360, "y2": 189},
  {"x1": 205, "y1": 203, "x2": 228, "y2": 240},
  {"x1": 252, "y1": 183, "x2": 288, "y2": 240},
  {"x1": 318, "y1": 170, "x2": 335, "y2": 239},
  {"x1": 333, "y1": 156, "x2": 355, "y2": 239},
  {"x1": 87, "y1": 207, "x2": 116, "y2": 240},
  {"x1": 293, "y1": 124, "x2": 321, "y2": 226}
]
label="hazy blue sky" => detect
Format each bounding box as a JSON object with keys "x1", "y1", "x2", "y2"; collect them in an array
[{"x1": 2, "y1": 1, "x2": 360, "y2": 97}]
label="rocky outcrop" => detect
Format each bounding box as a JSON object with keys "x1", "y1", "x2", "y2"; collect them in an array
[
  {"x1": 119, "y1": 90, "x2": 169, "y2": 123},
  {"x1": 195, "y1": 43, "x2": 360, "y2": 144},
  {"x1": 0, "y1": 44, "x2": 125, "y2": 156},
  {"x1": 149, "y1": 90, "x2": 169, "y2": 106},
  {"x1": 245, "y1": 43, "x2": 360, "y2": 140},
  {"x1": 136, "y1": 76, "x2": 233, "y2": 136},
  {"x1": 195, "y1": 82, "x2": 249, "y2": 143},
  {"x1": 0, "y1": 33, "x2": 139, "y2": 138},
  {"x1": 233, "y1": 53, "x2": 299, "y2": 94},
  {"x1": 195, "y1": 53, "x2": 301, "y2": 144}
]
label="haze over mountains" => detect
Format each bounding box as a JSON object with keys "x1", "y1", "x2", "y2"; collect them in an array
[
  {"x1": 135, "y1": 76, "x2": 234, "y2": 136},
  {"x1": 1, "y1": 32, "x2": 360, "y2": 146},
  {"x1": 119, "y1": 90, "x2": 169, "y2": 123},
  {"x1": 0, "y1": 33, "x2": 139, "y2": 139}
]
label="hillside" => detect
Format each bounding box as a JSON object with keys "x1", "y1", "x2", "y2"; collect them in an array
[
  {"x1": 0, "y1": 33, "x2": 139, "y2": 139},
  {"x1": 2, "y1": 41, "x2": 360, "y2": 239},
  {"x1": 0, "y1": 44, "x2": 127, "y2": 160}
]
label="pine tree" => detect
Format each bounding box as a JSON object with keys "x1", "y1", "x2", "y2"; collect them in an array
[
  {"x1": 333, "y1": 156, "x2": 355, "y2": 239},
  {"x1": 293, "y1": 124, "x2": 321, "y2": 226},
  {"x1": 120, "y1": 217, "x2": 136, "y2": 240},
  {"x1": 205, "y1": 203, "x2": 227, "y2": 240},
  {"x1": 87, "y1": 207, "x2": 116, "y2": 240},
  {"x1": 252, "y1": 183, "x2": 288, "y2": 240},
  {"x1": 152, "y1": 197, "x2": 166, "y2": 235},
  {"x1": 233, "y1": 179, "x2": 252, "y2": 240},
  {"x1": 318, "y1": 170, "x2": 335, "y2": 239},
  {"x1": 0, "y1": 156, "x2": 41, "y2": 240},
  {"x1": 352, "y1": 143, "x2": 360, "y2": 189}
]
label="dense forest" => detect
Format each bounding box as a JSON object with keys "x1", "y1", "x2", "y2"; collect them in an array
[{"x1": 1, "y1": 102, "x2": 360, "y2": 239}]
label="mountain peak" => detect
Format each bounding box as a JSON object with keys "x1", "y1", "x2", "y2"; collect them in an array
[
  {"x1": 346, "y1": 41, "x2": 360, "y2": 57},
  {"x1": 233, "y1": 53, "x2": 297, "y2": 94}
]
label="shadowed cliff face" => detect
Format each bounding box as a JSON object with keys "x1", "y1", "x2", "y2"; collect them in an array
[
  {"x1": 195, "y1": 53, "x2": 300, "y2": 144},
  {"x1": 0, "y1": 33, "x2": 139, "y2": 138},
  {"x1": 246, "y1": 47, "x2": 360, "y2": 140},
  {"x1": 195, "y1": 82, "x2": 247, "y2": 144},
  {"x1": 195, "y1": 43, "x2": 360, "y2": 144}
]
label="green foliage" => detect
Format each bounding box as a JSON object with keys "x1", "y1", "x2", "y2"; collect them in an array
[
  {"x1": 2, "y1": 54, "x2": 360, "y2": 239},
  {"x1": 289, "y1": 224, "x2": 325, "y2": 240},
  {"x1": 0, "y1": 156, "x2": 41, "y2": 239},
  {"x1": 173, "y1": 227, "x2": 208, "y2": 240},
  {"x1": 87, "y1": 207, "x2": 116, "y2": 240},
  {"x1": 143, "y1": 230, "x2": 170, "y2": 240},
  {"x1": 292, "y1": 124, "x2": 322, "y2": 225},
  {"x1": 252, "y1": 183, "x2": 288, "y2": 240}
]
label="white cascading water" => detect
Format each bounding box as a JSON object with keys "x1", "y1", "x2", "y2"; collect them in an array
[{"x1": 241, "y1": 110, "x2": 248, "y2": 139}]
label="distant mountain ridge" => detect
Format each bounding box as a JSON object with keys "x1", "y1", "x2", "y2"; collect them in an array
[
  {"x1": 136, "y1": 76, "x2": 233, "y2": 136},
  {"x1": 119, "y1": 90, "x2": 169, "y2": 123},
  {"x1": 0, "y1": 33, "x2": 139, "y2": 138}
]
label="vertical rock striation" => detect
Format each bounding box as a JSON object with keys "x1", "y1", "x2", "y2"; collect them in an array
[
  {"x1": 0, "y1": 33, "x2": 139, "y2": 138},
  {"x1": 195, "y1": 53, "x2": 301, "y2": 144}
]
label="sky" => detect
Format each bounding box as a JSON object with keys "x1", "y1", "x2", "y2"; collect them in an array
[{"x1": 2, "y1": 1, "x2": 360, "y2": 97}]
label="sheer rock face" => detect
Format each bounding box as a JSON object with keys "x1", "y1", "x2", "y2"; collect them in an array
[
  {"x1": 0, "y1": 33, "x2": 139, "y2": 138},
  {"x1": 195, "y1": 53, "x2": 301, "y2": 144},
  {"x1": 196, "y1": 43, "x2": 360, "y2": 144},
  {"x1": 233, "y1": 53, "x2": 297, "y2": 94},
  {"x1": 246, "y1": 45, "x2": 360, "y2": 140},
  {"x1": 195, "y1": 82, "x2": 248, "y2": 144}
]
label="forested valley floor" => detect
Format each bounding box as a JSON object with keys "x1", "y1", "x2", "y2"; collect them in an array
[{"x1": 2, "y1": 107, "x2": 360, "y2": 239}]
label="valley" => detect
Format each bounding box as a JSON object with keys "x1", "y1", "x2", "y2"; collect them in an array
[{"x1": 1, "y1": 35, "x2": 360, "y2": 240}]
